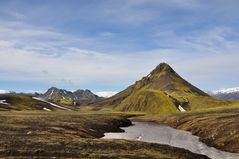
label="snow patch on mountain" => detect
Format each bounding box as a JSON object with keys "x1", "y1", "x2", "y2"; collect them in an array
[
  {"x1": 178, "y1": 105, "x2": 186, "y2": 112},
  {"x1": 32, "y1": 97, "x2": 72, "y2": 111},
  {"x1": 0, "y1": 100, "x2": 9, "y2": 105},
  {"x1": 212, "y1": 87, "x2": 239, "y2": 94}
]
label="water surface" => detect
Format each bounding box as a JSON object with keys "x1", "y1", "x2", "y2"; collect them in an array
[{"x1": 103, "y1": 122, "x2": 239, "y2": 159}]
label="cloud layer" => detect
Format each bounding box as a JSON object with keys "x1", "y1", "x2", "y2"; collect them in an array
[
  {"x1": 95, "y1": 91, "x2": 118, "y2": 98},
  {"x1": 0, "y1": 0, "x2": 239, "y2": 92},
  {"x1": 0, "y1": 89, "x2": 10, "y2": 94}
]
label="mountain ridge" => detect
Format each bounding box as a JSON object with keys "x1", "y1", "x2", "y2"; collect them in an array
[
  {"x1": 209, "y1": 87, "x2": 239, "y2": 100},
  {"x1": 40, "y1": 87, "x2": 102, "y2": 106},
  {"x1": 93, "y1": 63, "x2": 229, "y2": 113}
]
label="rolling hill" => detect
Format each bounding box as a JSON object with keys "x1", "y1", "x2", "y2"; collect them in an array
[
  {"x1": 94, "y1": 63, "x2": 230, "y2": 114},
  {"x1": 0, "y1": 94, "x2": 62, "y2": 111}
]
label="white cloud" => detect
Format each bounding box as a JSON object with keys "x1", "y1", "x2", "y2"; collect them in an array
[
  {"x1": 0, "y1": 40, "x2": 15, "y2": 47},
  {"x1": 5, "y1": 11, "x2": 26, "y2": 20},
  {"x1": 0, "y1": 89, "x2": 10, "y2": 94},
  {"x1": 0, "y1": 13, "x2": 238, "y2": 91},
  {"x1": 0, "y1": 45, "x2": 155, "y2": 84},
  {"x1": 0, "y1": 26, "x2": 239, "y2": 91},
  {"x1": 96, "y1": 0, "x2": 202, "y2": 25},
  {"x1": 95, "y1": 91, "x2": 118, "y2": 98},
  {"x1": 99, "y1": 32, "x2": 114, "y2": 37}
]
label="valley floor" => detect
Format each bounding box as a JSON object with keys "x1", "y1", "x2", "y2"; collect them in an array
[
  {"x1": 0, "y1": 111, "x2": 208, "y2": 159},
  {"x1": 132, "y1": 106, "x2": 239, "y2": 153}
]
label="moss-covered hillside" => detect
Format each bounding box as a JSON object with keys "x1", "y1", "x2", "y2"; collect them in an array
[
  {"x1": 94, "y1": 63, "x2": 230, "y2": 114},
  {"x1": 0, "y1": 94, "x2": 60, "y2": 111}
]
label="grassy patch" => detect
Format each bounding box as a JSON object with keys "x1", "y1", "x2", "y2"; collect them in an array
[
  {"x1": 0, "y1": 94, "x2": 59, "y2": 111},
  {"x1": 0, "y1": 111, "x2": 208, "y2": 158},
  {"x1": 58, "y1": 98, "x2": 74, "y2": 105},
  {"x1": 116, "y1": 89, "x2": 179, "y2": 114}
]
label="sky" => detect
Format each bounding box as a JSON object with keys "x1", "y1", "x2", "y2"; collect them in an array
[{"x1": 0, "y1": 0, "x2": 239, "y2": 96}]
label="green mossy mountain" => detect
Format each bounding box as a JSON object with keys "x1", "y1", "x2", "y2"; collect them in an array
[
  {"x1": 94, "y1": 63, "x2": 230, "y2": 114},
  {"x1": 0, "y1": 94, "x2": 59, "y2": 111}
]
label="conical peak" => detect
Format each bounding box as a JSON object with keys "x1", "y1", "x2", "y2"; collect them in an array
[
  {"x1": 48, "y1": 87, "x2": 59, "y2": 91},
  {"x1": 74, "y1": 89, "x2": 84, "y2": 93},
  {"x1": 150, "y1": 63, "x2": 175, "y2": 75},
  {"x1": 74, "y1": 89, "x2": 92, "y2": 93}
]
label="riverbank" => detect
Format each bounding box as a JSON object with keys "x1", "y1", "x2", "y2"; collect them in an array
[
  {"x1": 132, "y1": 107, "x2": 239, "y2": 153},
  {"x1": 104, "y1": 122, "x2": 239, "y2": 159},
  {"x1": 0, "y1": 111, "x2": 208, "y2": 158}
]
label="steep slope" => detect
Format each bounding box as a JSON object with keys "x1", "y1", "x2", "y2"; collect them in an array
[
  {"x1": 74, "y1": 89, "x2": 100, "y2": 101},
  {"x1": 116, "y1": 89, "x2": 178, "y2": 114},
  {"x1": 0, "y1": 94, "x2": 60, "y2": 111},
  {"x1": 94, "y1": 63, "x2": 229, "y2": 113},
  {"x1": 41, "y1": 87, "x2": 102, "y2": 106}
]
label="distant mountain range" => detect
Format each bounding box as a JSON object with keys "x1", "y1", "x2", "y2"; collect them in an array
[
  {"x1": 0, "y1": 63, "x2": 235, "y2": 113},
  {"x1": 40, "y1": 87, "x2": 102, "y2": 106},
  {"x1": 208, "y1": 87, "x2": 239, "y2": 100},
  {"x1": 0, "y1": 87, "x2": 104, "y2": 110},
  {"x1": 0, "y1": 87, "x2": 102, "y2": 111},
  {"x1": 93, "y1": 63, "x2": 229, "y2": 114}
]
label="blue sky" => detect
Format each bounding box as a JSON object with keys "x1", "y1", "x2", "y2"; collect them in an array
[{"x1": 0, "y1": 0, "x2": 239, "y2": 95}]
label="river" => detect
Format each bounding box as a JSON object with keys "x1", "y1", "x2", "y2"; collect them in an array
[{"x1": 103, "y1": 122, "x2": 239, "y2": 159}]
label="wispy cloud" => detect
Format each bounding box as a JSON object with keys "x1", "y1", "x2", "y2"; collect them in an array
[
  {"x1": 0, "y1": 20, "x2": 239, "y2": 91},
  {"x1": 0, "y1": 0, "x2": 239, "y2": 91},
  {"x1": 5, "y1": 11, "x2": 26, "y2": 20},
  {"x1": 0, "y1": 89, "x2": 10, "y2": 94},
  {"x1": 95, "y1": 91, "x2": 118, "y2": 98},
  {"x1": 98, "y1": 32, "x2": 115, "y2": 38}
]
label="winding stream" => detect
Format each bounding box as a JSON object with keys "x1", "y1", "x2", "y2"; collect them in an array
[{"x1": 103, "y1": 122, "x2": 239, "y2": 159}]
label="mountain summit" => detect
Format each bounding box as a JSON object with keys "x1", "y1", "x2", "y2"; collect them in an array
[
  {"x1": 145, "y1": 63, "x2": 208, "y2": 96},
  {"x1": 41, "y1": 87, "x2": 101, "y2": 106},
  {"x1": 94, "y1": 63, "x2": 228, "y2": 114},
  {"x1": 149, "y1": 62, "x2": 175, "y2": 75}
]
